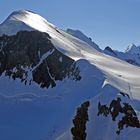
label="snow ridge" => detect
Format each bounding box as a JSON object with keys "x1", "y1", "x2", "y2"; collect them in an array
[{"x1": 1, "y1": 10, "x2": 140, "y2": 100}]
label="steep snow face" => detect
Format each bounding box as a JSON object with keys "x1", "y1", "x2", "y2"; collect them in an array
[
  {"x1": 66, "y1": 28, "x2": 101, "y2": 51},
  {"x1": 1, "y1": 10, "x2": 140, "y2": 100}
]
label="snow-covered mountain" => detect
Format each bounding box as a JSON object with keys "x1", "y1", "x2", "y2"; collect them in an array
[
  {"x1": 125, "y1": 43, "x2": 140, "y2": 54},
  {"x1": 104, "y1": 44, "x2": 140, "y2": 66},
  {"x1": 65, "y1": 29, "x2": 140, "y2": 67},
  {"x1": 0, "y1": 10, "x2": 140, "y2": 140}
]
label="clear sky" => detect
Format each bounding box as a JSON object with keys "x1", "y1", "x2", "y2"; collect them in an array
[{"x1": 0, "y1": 0, "x2": 140, "y2": 51}]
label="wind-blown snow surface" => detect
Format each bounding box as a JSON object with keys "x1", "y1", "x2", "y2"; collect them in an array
[{"x1": 0, "y1": 10, "x2": 140, "y2": 140}]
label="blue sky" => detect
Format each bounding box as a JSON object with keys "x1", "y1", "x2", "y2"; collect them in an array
[{"x1": 0, "y1": 0, "x2": 140, "y2": 51}]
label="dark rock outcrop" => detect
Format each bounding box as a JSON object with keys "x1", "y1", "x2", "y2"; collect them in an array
[
  {"x1": 97, "y1": 97, "x2": 140, "y2": 135},
  {"x1": 125, "y1": 59, "x2": 139, "y2": 66},
  {"x1": 104, "y1": 46, "x2": 117, "y2": 56},
  {"x1": 0, "y1": 30, "x2": 81, "y2": 88},
  {"x1": 71, "y1": 101, "x2": 90, "y2": 140}
]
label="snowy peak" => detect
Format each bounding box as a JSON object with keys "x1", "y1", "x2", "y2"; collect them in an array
[
  {"x1": 0, "y1": 10, "x2": 34, "y2": 35},
  {"x1": 0, "y1": 10, "x2": 56, "y2": 35},
  {"x1": 66, "y1": 28, "x2": 101, "y2": 51},
  {"x1": 3, "y1": 10, "x2": 55, "y2": 28},
  {"x1": 5, "y1": 10, "x2": 30, "y2": 21},
  {"x1": 125, "y1": 43, "x2": 140, "y2": 54},
  {"x1": 104, "y1": 46, "x2": 117, "y2": 56}
]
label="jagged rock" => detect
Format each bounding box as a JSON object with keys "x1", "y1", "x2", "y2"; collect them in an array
[
  {"x1": 71, "y1": 101, "x2": 90, "y2": 140},
  {"x1": 0, "y1": 30, "x2": 81, "y2": 88},
  {"x1": 97, "y1": 97, "x2": 140, "y2": 135},
  {"x1": 97, "y1": 102, "x2": 109, "y2": 117},
  {"x1": 104, "y1": 46, "x2": 117, "y2": 56}
]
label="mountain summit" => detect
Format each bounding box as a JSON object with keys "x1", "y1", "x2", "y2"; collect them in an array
[
  {"x1": 0, "y1": 10, "x2": 57, "y2": 35},
  {"x1": 125, "y1": 43, "x2": 140, "y2": 54}
]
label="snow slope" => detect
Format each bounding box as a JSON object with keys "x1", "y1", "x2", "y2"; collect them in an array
[
  {"x1": 0, "y1": 60, "x2": 107, "y2": 140},
  {"x1": 56, "y1": 84, "x2": 140, "y2": 140},
  {"x1": 0, "y1": 10, "x2": 140, "y2": 140},
  {"x1": 66, "y1": 28, "x2": 101, "y2": 51},
  {"x1": 1, "y1": 10, "x2": 140, "y2": 99}
]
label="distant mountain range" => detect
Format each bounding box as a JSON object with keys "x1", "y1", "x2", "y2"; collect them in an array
[{"x1": 66, "y1": 28, "x2": 140, "y2": 67}]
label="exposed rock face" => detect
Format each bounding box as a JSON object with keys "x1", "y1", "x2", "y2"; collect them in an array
[
  {"x1": 104, "y1": 46, "x2": 117, "y2": 56},
  {"x1": 71, "y1": 101, "x2": 90, "y2": 140},
  {"x1": 97, "y1": 97, "x2": 140, "y2": 135},
  {"x1": 0, "y1": 31, "x2": 81, "y2": 88}
]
